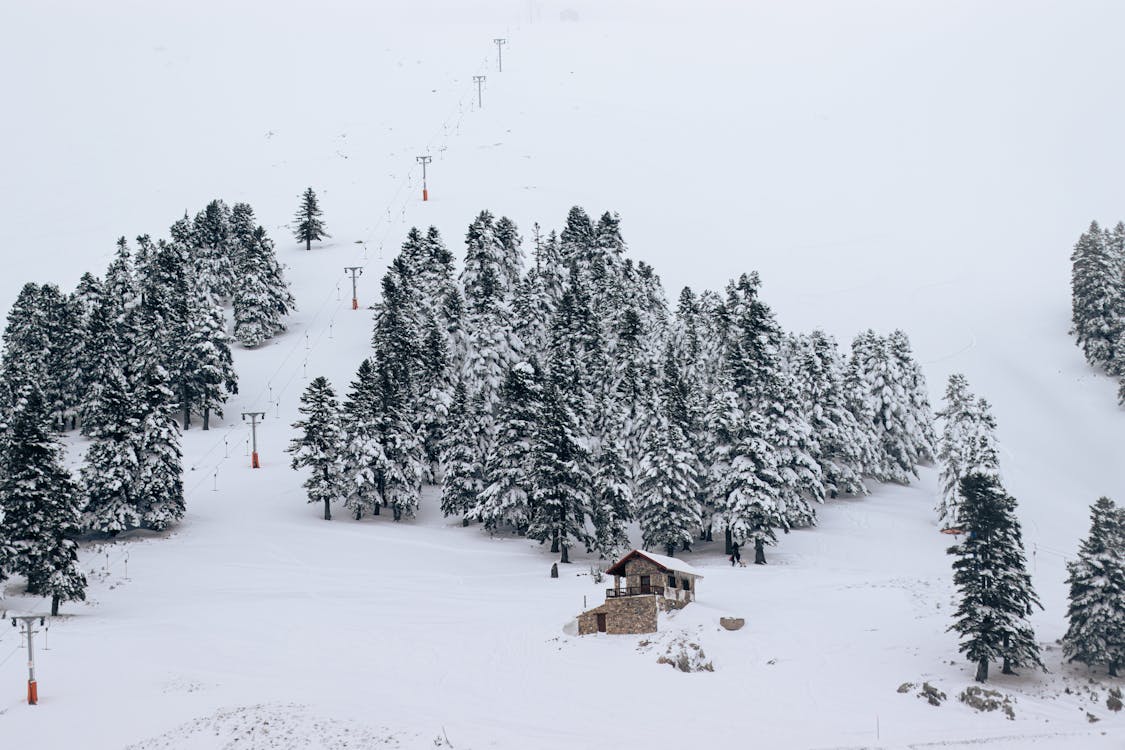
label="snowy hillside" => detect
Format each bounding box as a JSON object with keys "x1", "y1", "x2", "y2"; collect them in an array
[{"x1": 3, "y1": 1, "x2": 1125, "y2": 748}]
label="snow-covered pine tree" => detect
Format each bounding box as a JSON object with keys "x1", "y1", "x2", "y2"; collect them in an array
[
  {"x1": 340, "y1": 359, "x2": 385, "y2": 520},
  {"x1": 791, "y1": 331, "x2": 872, "y2": 498},
  {"x1": 636, "y1": 346, "x2": 702, "y2": 557},
  {"x1": 133, "y1": 364, "x2": 184, "y2": 531},
  {"x1": 936, "y1": 374, "x2": 1001, "y2": 525},
  {"x1": 440, "y1": 380, "x2": 485, "y2": 523},
  {"x1": 475, "y1": 361, "x2": 541, "y2": 532},
  {"x1": 947, "y1": 472, "x2": 1043, "y2": 682},
  {"x1": 558, "y1": 206, "x2": 595, "y2": 266},
  {"x1": 1063, "y1": 496, "x2": 1125, "y2": 676},
  {"x1": 528, "y1": 370, "x2": 593, "y2": 563},
  {"x1": 288, "y1": 376, "x2": 344, "y2": 521},
  {"x1": 590, "y1": 407, "x2": 633, "y2": 558},
  {"x1": 192, "y1": 199, "x2": 235, "y2": 299},
  {"x1": 0, "y1": 373, "x2": 87, "y2": 614},
  {"x1": 180, "y1": 288, "x2": 238, "y2": 429},
  {"x1": 494, "y1": 216, "x2": 524, "y2": 293},
  {"x1": 1070, "y1": 221, "x2": 1123, "y2": 370},
  {"x1": 294, "y1": 187, "x2": 330, "y2": 251},
  {"x1": 887, "y1": 329, "x2": 936, "y2": 464},
  {"x1": 712, "y1": 407, "x2": 785, "y2": 565},
  {"x1": 847, "y1": 330, "x2": 928, "y2": 484},
  {"x1": 234, "y1": 226, "x2": 296, "y2": 347},
  {"x1": 418, "y1": 317, "x2": 453, "y2": 482},
  {"x1": 723, "y1": 273, "x2": 822, "y2": 526}
]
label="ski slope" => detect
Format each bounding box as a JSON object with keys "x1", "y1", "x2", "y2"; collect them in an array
[{"x1": 2, "y1": 1, "x2": 1125, "y2": 747}]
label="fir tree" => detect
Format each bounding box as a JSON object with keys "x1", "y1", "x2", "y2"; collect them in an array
[
  {"x1": 294, "y1": 187, "x2": 330, "y2": 251},
  {"x1": 288, "y1": 377, "x2": 343, "y2": 520},
  {"x1": 180, "y1": 289, "x2": 238, "y2": 429},
  {"x1": 947, "y1": 472, "x2": 1043, "y2": 682},
  {"x1": 936, "y1": 374, "x2": 1000, "y2": 525},
  {"x1": 1070, "y1": 221, "x2": 1122, "y2": 370},
  {"x1": 134, "y1": 364, "x2": 185, "y2": 530},
  {"x1": 528, "y1": 374, "x2": 593, "y2": 563},
  {"x1": 192, "y1": 199, "x2": 235, "y2": 299},
  {"x1": 440, "y1": 381, "x2": 485, "y2": 522},
  {"x1": 0, "y1": 375, "x2": 86, "y2": 614},
  {"x1": 234, "y1": 226, "x2": 296, "y2": 347},
  {"x1": 476, "y1": 362, "x2": 541, "y2": 532},
  {"x1": 340, "y1": 359, "x2": 386, "y2": 520},
  {"x1": 1063, "y1": 497, "x2": 1125, "y2": 676},
  {"x1": 637, "y1": 346, "x2": 702, "y2": 556}
]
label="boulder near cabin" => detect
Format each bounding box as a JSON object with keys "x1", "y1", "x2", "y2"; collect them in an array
[{"x1": 577, "y1": 549, "x2": 702, "y2": 635}]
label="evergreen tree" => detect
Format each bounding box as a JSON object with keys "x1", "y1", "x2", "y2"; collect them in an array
[
  {"x1": 947, "y1": 472, "x2": 1043, "y2": 682},
  {"x1": 192, "y1": 199, "x2": 235, "y2": 299},
  {"x1": 528, "y1": 373, "x2": 592, "y2": 563},
  {"x1": 0, "y1": 375, "x2": 86, "y2": 614},
  {"x1": 234, "y1": 226, "x2": 296, "y2": 347},
  {"x1": 340, "y1": 359, "x2": 385, "y2": 520},
  {"x1": 288, "y1": 377, "x2": 344, "y2": 520},
  {"x1": 791, "y1": 331, "x2": 872, "y2": 498},
  {"x1": 294, "y1": 187, "x2": 330, "y2": 251},
  {"x1": 1070, "y1": 221, "x2": 1122, "y2": 370},
  {"x1": 134, "y1": 365, "x2": 185, "y2": 530},
  {"x1": 1063, "y1": 497, "x2": 1125, "y2": 676},
  {"x1": 476, "y1": 362, "x2": 541, "y2": 531},
  {"x1": 936, "y1": 374, "x2": 1000, "y2": 524},
  {"x1": 712, "y1": 409, "x2": 785, "y2": 565},
  {"x1": 180, "y1": 289, "x2": 238, "y2": 429},
  {"x1": 440, "y1": 380, "x2": 485, "y2": 522},
  {"x1": 637, "y1": 346, "x2": 702, "y2": 556},
  {"x1": 418, "y1": 318, "x2": 453, "y2": 482}
]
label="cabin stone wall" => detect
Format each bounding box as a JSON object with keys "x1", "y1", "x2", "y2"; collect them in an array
[{"x1": 577, "y1": 595, "x2": 658, "y2": 635}]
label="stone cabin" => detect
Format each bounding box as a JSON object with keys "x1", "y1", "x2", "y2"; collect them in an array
[{"x1": 577, "y1": 549, "x2": 703, "y2": 635}]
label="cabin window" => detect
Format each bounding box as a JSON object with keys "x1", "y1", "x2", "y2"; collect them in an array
[
  {"x1": 681, "y1": 578, "x2": 691, "y2": 590},
  {"x1": 667, "y1": 575, "x2": 677, "y2": 588}
]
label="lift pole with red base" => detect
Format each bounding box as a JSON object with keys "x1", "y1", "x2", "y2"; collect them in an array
[
  {"x1": 11, "y1": 616, "x2": 43, "y2": 705},
  {"x1": 344, "y1": 266, "x2": 364, "y2": 310},
  {"x1": 242, "y1": 411, "x2": 266, "y2": 468},
  {"x1": 416, "y1": 154, "x2": 432, "y2": 201}
]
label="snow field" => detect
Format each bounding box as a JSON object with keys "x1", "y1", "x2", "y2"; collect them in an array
[{"x1": 2, "y1": 0, "x2": 1125, "y2": 747}]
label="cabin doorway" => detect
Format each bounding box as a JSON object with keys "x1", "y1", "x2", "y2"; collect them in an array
[
  {"x1": 640, "y1": 575, "x2": 651, "y2": 594},
  {"x1": 596, "y1": 613, "x2": 607, "y2": 633}
]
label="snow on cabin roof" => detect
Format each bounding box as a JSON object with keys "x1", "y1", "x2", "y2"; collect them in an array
[{"x1": 605, "y1": 549, "x2": 703, "y2": 578}]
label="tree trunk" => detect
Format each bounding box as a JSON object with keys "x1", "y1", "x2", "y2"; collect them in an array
[
  {"x1": 704, "y1": 524, "x2": 713, "y2": 542},
  {"x1": 373, "y1": 503, "x2": 380, "y2": 515},
  {"x1": 561, "y1": 544, "x2": 570, "y2": 564},
  {"x1": 550, "y1": 531, "x2": 559, "y2": 553},
  {"x1": 306, "y1": 236, "x2": 311, "y2": 252},
  {"x1": 461, "y1": 516, "x2": 469, "y2": 527},
  {"x1": 323, "y1": 497, "x2": 331, "y2": 520},
  {"x1": 51, "y1": 595, "x2": 60, "y2": 617},
  {"x1": 1001, "y1": 657, "x2": 1016, "y2": 675},
  {"x1": 1110, "y1": 661, "x2": 1119, "y2": 678},
  {"x1": 725, "y1": 528, "x2": 734, "y2": 555},
  {"x1": 392, "y1": 507, "x2": 402, "y2": 522},
  {"x1": 975, "y1": 658, "x2": 989, "y2": 682},
  {"x1": 203, "y1": 407, "x2": 210, "y2": 431},
  {"x1": 183, "y1": 403, "x2": 191, "y2": 429},
  {"x1": 666, "y1": 544, "x2": 675, "y2": 557},
  {"x1": 754, "y1": 538, "x2": 767, "y2": 565}
]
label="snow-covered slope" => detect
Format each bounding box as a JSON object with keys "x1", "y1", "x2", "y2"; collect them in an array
[{"x1": 3, "y1": 1, "x2": 1125, "y2": 747}]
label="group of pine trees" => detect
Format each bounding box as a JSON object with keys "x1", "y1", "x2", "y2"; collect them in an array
[
  {"x1": 1070, "y1": 220, "x2": 1125, "y2": 402},
  {"x1": 0, "y1": 198, "x2": 295, "y2": 610},
  {"x1": 290, "y1": 206, "x2": 936, "y2": 564},
  {"x1": 937, "y1": 374, "x2": 1125, "y2": 682}
]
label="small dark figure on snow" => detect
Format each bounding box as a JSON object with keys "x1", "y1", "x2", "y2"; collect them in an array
[{"x1": 730, "y1": 544, "x2": 742, "y2": 566}]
